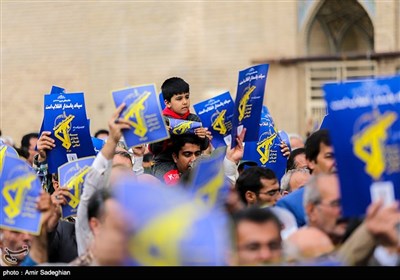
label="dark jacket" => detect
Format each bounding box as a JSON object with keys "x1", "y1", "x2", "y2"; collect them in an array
[{"x1": 47, "y1": 220, "x2": 78, "y2": 263}]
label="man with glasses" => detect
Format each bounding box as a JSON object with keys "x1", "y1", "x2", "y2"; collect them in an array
[
  {"x1": 235, "y1": 166, "x2": 282, "y2": 207},
  {"x1": 303, "y1": 173, "x2": 400, "y2": 265},
  {"x1": 303, "y1": 173, "x2": 345, "y2": 246}
]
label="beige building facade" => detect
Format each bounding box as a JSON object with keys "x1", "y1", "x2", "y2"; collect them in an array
[{"x1": 1, "y1": 0, "x2": 399, "y2": 144}]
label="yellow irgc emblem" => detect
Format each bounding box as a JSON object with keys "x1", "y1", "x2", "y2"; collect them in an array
[
  {"x1": 0, "y1": 145, "x2": 7, "y2": 174},
  {"x1": 257, "y1": 132, "x2": 277, "y2": 165},
  {"x1": 130, "y1": 202, "x2": 201, "y2": 266},
  {"x1": 65, "y1": 166, "x2": 91, "y2": 209},
  {"x1": 2, "y1": 174, "x2": 36, "y2": 219},
  {"x1": 238, "y1": 85, "x2": 256, "y2": 121},
  {"x1": 54, "y1": 114, "x2": 75, "y2": 149},
  {"x1": 195, "y1": 167, "x2": 224, "y2": 207},
  {"x1": 353, "y1": 111, "x2": 397, "y2": 180},
  {"x1": 212, "y1": 110, "x2": 227, "y2": 135},
  {"x1": 123, "y1": 91, "x2": 151, "y2": 137},
  {"x1": 172, "y1": 121, "x2": 193, "y2": 135}
]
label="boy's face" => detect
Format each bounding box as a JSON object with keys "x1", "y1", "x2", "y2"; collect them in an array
[{"x1": 165, "y1": 93, "x2": 190, "y2": 116}]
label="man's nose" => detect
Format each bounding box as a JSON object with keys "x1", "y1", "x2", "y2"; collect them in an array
[
  {"x1": 189, "y1": 154, "x2": 197, "y2": 162},
  {"x1": 258, "y1": 246, "x2": 273, "y2": 262}
]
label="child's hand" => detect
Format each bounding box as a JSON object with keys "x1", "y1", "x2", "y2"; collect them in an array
[{"x1": 194, "y1": 127, "x2": 208, "y2": 138}]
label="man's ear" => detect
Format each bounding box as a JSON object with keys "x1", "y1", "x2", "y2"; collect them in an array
[
  {"x1": 305, "y1": 203, "x2": 316, "y2": 223},
  {"x1": 245, "y1": 190, "x2": 257, "y2": 205},
  {"x1": 281, "y1": 190, "x2": 289, "y2": 196},
  {"x1": 172, "y1": 153, "x2": 178, "y2": 163},
  {"x1": 306, "y1": 159, "x2": 315, "y2": 172},
  {"x1": 89, "y1": 217, "x2": 101, "y2": 236},
  {"x1": 164, "y1": 100, "x2": 170, "y2": 108}
]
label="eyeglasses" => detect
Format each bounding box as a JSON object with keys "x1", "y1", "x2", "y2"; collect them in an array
[
  {"x1": 257, "y1": 188, "x2": 281, "y2": 197},
  {"x1": 316, "y1": 199, "x2": 341, "y2": 208}
]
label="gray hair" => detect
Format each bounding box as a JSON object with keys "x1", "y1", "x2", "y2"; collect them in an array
[
  {"x1": 303, "y1": 175, "x2": 323, "y2": 207},
  {"x1": 281, "y1": 168, "x2": 310, "y2": 193},
  {"x1": 288, "y1": 133, "x2": 304, "y2": 142},
  {"x1": 280, "y1": 171, "x2": 292, "y2": 193}
]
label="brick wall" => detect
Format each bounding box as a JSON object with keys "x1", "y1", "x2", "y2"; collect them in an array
[{"x1": 1, "y1": 1, "x2": 398, "y2": 145}]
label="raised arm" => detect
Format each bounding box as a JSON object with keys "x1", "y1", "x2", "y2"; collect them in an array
[{"x1": 75, "y1": 103, "x2": 131, "y2": 255}]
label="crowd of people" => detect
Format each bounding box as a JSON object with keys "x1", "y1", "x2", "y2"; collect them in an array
[{"x1": 1, "y1": 76, "x2": 399, "y2": 267}]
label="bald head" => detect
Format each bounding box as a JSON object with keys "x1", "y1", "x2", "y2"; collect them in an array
[
  {"x1": 288, "y1": 169, "x2": 310, "y2": 192},
  {"x1": 285, "y1": 227, "x2": 334, "y2": 262}
]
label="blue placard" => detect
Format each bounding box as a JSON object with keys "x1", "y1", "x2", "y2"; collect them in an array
[
  {"x1": 187, "y1": 150, "x2": 230, "y2": 209},
  {"x1": 230, "y1": 64, "x2": 269, "y2": 148},
  {"x1": 49, "y1": 85, "x2": 66, "y2": 95},
  {"x1": 113, "y1": 177, "x2": 230, "y2": 266},
  {"x1": 278, "y1": 130, "x2": 291, "y2": 152},
  {"x1": 168, "y1": 119, "x2": 202, "y2": 135},
  {"x1": 39, "y1": 85, "x2": 67, "y2": 150},
  {"x1": 0, "y1": 142, "x2": 19, "y2": 161},
  {"x1": 91, "y1": 137, "x2": 105, "y2": 155},
  {"x1": 58, "y1": 156, "x2": 95, "y2": 218},
  {"x1": 324, "y1": 75, "x2": 400, "y2": 217},
  {"x1": 193, "y1": 92, "x2": 235, "y2": 149},
  {"x1": 243, "y1": 105, "x2": 287, "y2": 181},
  {"x1": 112, "y1": 84, "x2": 170, "y2": 148},
  {"x1": 159, "y1": 92, "x2": 166, "y2": 110},
  {"x1": 1, "y1": 156, "x2": 42, "y2": 235},
  {"x1": 43, "y1": 92, "x2": 95, "y2": 174},
  {"x1": 319, "y1": 114, "x2": 332, "y2": 130}
]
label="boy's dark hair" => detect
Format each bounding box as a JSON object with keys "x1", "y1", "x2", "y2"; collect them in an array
[
  {"x1": 161, "y1": 77, "x2": 190, "y2": 102},
  {"x1": 20, "y1": 132, "x2": 39, "y2": 151},
  {"x1": 304, "y1": 129, "x2": 331, "y2": 162},
  {"x1": 88, "y1": 189, "x2": 112, "y2": 221},
  {"x1": 94, "y1": 129, "x2": 109, "y2": 138},
  {"x1": 235, "y1": 166, "x2": 277, "y2": 204}
]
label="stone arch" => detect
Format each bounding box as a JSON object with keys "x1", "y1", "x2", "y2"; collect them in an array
[{"x1": 302, "y1": 0, "x2": 374, "y2": 56}]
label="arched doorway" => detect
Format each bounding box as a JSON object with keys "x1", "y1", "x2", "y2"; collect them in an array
[
  {"x1": 308, "y1": 0, "x2": 373, "y2": 55},
  {"x1": 304, "y1": 0, "x2": 376, "y2": 131}
]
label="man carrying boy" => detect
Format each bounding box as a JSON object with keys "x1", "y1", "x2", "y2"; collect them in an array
[{"x1": 149, "y1": 77, "x2": 211, "y2": 180}]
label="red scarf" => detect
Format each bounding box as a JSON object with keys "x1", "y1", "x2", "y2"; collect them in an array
[{"x1": 163, "y1": 107, "x2": 190, "y2": 120}]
